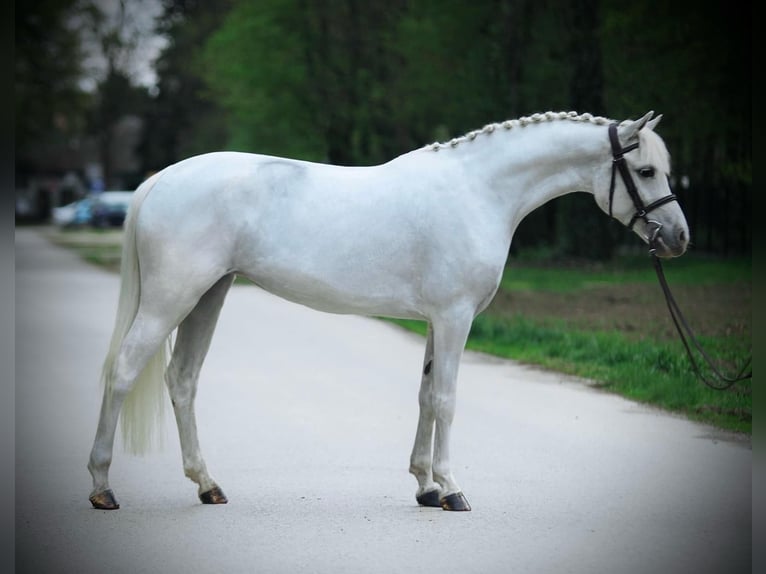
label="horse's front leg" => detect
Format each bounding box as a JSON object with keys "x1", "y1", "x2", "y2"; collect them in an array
[
  {"x1": 409, "y1": 325, "x2": 441, "y2": 507},
  {"x1": 410, "y1": 315, "x2": 473, "y2": 511}
]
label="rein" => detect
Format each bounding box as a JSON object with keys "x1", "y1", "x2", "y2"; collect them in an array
[
  {"x1": 607, "y1": 123, "x2": 752, "y2": 391},
  {"x1": 650, "y1": 254, "x2": 752, "y2": 390}
]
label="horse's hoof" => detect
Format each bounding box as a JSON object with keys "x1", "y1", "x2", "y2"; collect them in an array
[
  {"x1": 199, "y1": 486, "x2": 228, "y2": 505},
  {"x1": 416, "y1": 489, "x2": 442, "y2": 508},
  {"x1": 90, "y1": 489, "x2": 120, "y2": 510},
  {"x1": 440, "y1": 492, "x2": 471, "y2": 511}
]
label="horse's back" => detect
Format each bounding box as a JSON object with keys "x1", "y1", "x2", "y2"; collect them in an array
[
  {"x1": 130, "y1": 152, "x2": 426, "y2": 315},
  {"x1": 131, "y1": 150, "x2": 507, "y2": 319}
]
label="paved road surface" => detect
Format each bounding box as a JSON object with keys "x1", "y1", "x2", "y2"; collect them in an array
[{"x1": 15, "y1": 227, "x2": 751, "y2": 573}]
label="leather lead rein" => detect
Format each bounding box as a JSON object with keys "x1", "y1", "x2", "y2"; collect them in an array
[{"x1": 651, "y1": 253, "x2": 752, "y2": 390}]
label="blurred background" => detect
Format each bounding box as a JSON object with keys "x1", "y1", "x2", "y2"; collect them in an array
[{"x1": 15, "y1": 0, "x2": 751, "y2": 260}]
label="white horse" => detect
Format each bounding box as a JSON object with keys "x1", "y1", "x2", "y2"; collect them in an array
[{"x1": 88, "y1": 111, "x2": 689, "y2": 511}]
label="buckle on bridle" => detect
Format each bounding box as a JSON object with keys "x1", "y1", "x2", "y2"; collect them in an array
[{"x1": 646, "y1": 220, "x2": 663, "y2": 254}]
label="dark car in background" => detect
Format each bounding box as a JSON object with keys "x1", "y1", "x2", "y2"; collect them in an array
[
  {"x1": 52, "y1": 191, "x2": 134, "y2": 228},
  {"x1": 51, "y1": 197, "x2": 94, "y2": 228},
  {"x1": 90, "y1": 191, "x2": 134, "y2": 228}
]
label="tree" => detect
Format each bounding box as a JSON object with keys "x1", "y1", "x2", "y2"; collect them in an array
[
  {"x1": 15, "y1": 0, "x2": 90, "y2": 173},
  {"x1": 200, "y1": 0, "x2": 324, "y2": 161},
  {"x1": 75, "y1": 0, "x2": 159, "y2": 187},
  {"x1": 553, "y1": 0, "x2": 617, "y2": 260},
  {"x1": 88, "y1": 68, "x2": 151, "y2": 187},
  {"x1": 201, "y1": 0, "x2": 409, "y2": 165},
  {"x1": 138, "y1": 0, "x2": 233, "y2": 172}
]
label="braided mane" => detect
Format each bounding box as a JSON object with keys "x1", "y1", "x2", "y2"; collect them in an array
[
  {"x1": 424, "y1": 110, "x2": 670, "y2": 174},
  {"x1": 424, "y1": 111, "x2": 613, "y2": 151}
]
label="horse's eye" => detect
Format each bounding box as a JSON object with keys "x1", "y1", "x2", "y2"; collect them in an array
[{"x1": 638, "y1": 167, "x2": 655, "y2": 178}]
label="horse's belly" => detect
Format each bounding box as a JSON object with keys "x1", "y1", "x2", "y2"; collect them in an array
[{"x1": 241, "y1": 264, "x2": 425, "y2": 319}]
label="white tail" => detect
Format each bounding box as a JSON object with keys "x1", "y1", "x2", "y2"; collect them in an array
[{"x1": 100, "y1": 172, "x2": 171, "y2": 455}]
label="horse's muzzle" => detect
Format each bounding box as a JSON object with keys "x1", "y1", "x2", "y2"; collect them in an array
[{"x1": 648, "y1": 221, "x2": 688, "y2": 258}]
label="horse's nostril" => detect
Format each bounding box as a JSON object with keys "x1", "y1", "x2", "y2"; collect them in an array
[{"x1": 679, "y1": 229, "x2": 687, "y2": 244}]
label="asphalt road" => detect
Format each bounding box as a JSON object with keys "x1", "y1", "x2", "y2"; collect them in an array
[{"x1": 15, "y1": 227, "x2": 751, "y2": 574}]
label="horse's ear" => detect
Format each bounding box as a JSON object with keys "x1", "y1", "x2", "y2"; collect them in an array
[
  {"x1": 646, "y1": 114, "x2": 663, "y2": 131},
  {"x1": 618, "y1": 111, "x2": 654, "y2": 141}
]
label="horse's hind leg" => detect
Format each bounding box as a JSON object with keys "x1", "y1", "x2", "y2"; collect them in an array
[
  {"x1": 88, "y1": 315, "x2": 178, "y2": 509},
  {"x1": 166, "y1": 274, "x2": 234, "y2": 505},
  {"x1": 88, "y1": 270, "x2": 224, "y2": 509}
]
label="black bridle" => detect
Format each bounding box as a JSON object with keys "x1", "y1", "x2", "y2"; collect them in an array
[
  {"x1": 607, "y1": 123, "x2": 677, "y2": 235},
  {"x1": 607, "y1": 122, "x2": 751, "y2": 390}
]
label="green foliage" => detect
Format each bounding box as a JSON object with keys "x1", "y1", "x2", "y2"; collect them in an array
[{"x1": 202, "y1": 0, "x2": 325, "y2": 160}]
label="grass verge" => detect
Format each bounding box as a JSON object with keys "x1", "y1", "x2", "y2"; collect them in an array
[{"x1": 45, "y1": 227, "x2": 124, "y2": 272}]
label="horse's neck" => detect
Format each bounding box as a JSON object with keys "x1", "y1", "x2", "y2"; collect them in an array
[{"x1": 446, "y1": 120, "x2": 606, "y2": 227}]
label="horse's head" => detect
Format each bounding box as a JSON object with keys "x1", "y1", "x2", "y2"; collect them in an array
[{"x1": 594, "y1": 112, "x2": 689, "y2": 258}]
